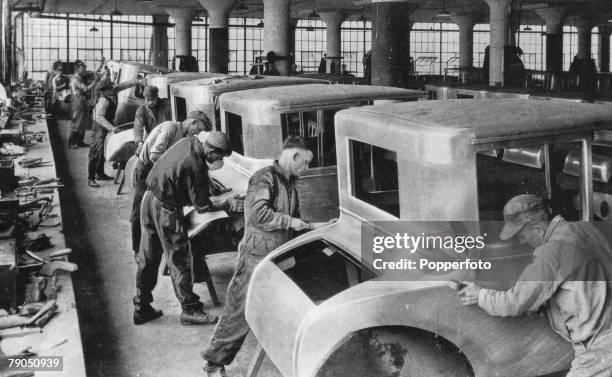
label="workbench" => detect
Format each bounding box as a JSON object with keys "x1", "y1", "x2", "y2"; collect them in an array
[{"x1": 0, "y1": 111, "x2": 87, "y2": 377}]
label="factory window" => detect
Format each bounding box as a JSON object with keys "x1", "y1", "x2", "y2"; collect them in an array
[
  {"x1": 473, "y1": 24, "x2": 490, "y2": 68},
  {"x1": 410, "y1": 23, "x2": 459, "y2": 76},
  {"x1": 24, "y1": 14, "x2": 67, "y2": 81},
  {"x1": 295, "y1": 19, "x2": 327, "y2": 73},
  {"x1": 341, "y1": 20, "x2": 372, "y2": 76},
  {"x1": 228, "y1": 18, "x2": 265, "y2": 75},
  {"x1": 562, "y1": 26, "x2": 599, "y2": 71},
  {"x1": 516, "y1": 25, "x2": 546, "y2": 71},
  {"x1": 350, "y1": 140, "x2": 399, "y2": 217},
  {"x1": 192, "y1": 19, "x2": 209, "y2": 71},
  {"x1": 225, "y1": 112, "x2": 244, "y2": 155}
]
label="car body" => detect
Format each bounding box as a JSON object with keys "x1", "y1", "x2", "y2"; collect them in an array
[
  {"x1": 169, "y1": 75, "x2": 327, "y2": 130},
  {"x1": 104, "y1": 70, "x2": 224, "y2": 162},
  {"x1": 295, "y1": 73, "x2": 365, "y2": 85},
  {"x1": 106, "y1": 61, "x2": 172, "y2": 126},
  {"x1": 245, "y1": 99, "x2": 612, "y2": 377},
  {"x1": 215, "y1": 83, "x2": 427, "y2": 222}
]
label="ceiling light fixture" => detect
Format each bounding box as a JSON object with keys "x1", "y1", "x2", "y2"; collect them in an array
[
  {"x1": 358, "y1": 14, "x2": 367, "y2": 22},
  {"x1": 110, "y1": 0, "x2": 122, "y2": 16},
  {"x1": 90, "y1": 25, "x2": 99, "y2": 32},
  {"x1": 235, "y1": 2, "x2": 248, "y2": 11},
  {"x1": 436, "y1": 0, "x2": 450, "y2": 17},
  {"x1": 523, "y1": 25, "x2": 532, "y2": 31},
  {"x1": 194, "y1": 16, "x2": 203, "y2": 22}
]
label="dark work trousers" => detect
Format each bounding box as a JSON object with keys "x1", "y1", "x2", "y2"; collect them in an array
[
  {"x1": 134, "y1": 190, "x2": 200, "y2": 309},
  {"x1": 70, "y1": 97, "x2": 89, "y2": 144},
  {"x1": 202, "y1": 243, "x2": 264, "y2": 365},
  {"x1": 87, "y1": 126, "x2": 108, "y2": 180},
  {"x1": 130, "y1": 159, "x2": 152, "y2": 253}
]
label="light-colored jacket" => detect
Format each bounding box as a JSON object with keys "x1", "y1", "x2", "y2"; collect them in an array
[
  {"x1": 478, "y1": 216, "x2": 612, "y2": 347},
  {"x1": 138, "y1": 120, "x2": 183, "y2": 166}
]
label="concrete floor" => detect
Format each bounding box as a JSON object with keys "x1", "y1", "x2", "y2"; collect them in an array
[{"x1": 51, "y1": 120, "x2": 281, "y2": 377}]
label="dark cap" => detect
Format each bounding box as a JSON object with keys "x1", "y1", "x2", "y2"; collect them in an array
[
  {"x1": 500, "y1": 194, "x2": 547, "y2": 240},
  {"x1": 143, "y1": 85, "x2": 159, "y2": 99}
]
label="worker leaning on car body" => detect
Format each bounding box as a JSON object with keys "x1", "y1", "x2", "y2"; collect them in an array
[{"x1": 458, "y1": 194, "x2": 612, "y2": 377}]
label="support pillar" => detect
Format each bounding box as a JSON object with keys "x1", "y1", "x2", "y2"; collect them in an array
[
  {"x1": 263, "y1": 0, "x2": 291, "y2": 75},
  {"x1": 150, "y1": 15, "x2": 169, "y2": 68},
  {"x1": 371, "y1": 2, "x2": 414, "y2": 87},
  {"x1": 453, "y1": 14, "x2": 475, "y2": 69},
  {"x1": 165, "y1": 8, "x2": 199, "y2": 57},
  {"x1": 484, "y1": 0, "x2": 512, "y2": 86},
  {"x1": 536, "y1": 8, "x2": 564, "y2": 74},
  {"x1": 575, "y1": 17, "x2": 593, "y2": 60},
  {"x1": 197, "y1": 0, "x2": 237, "y2": 73},
  {"x1": 599, "y1": 26, "x2": 611, "y2": 72},
  {"x1": 319, "y1": 11, "x2": 346, "y2": 74}
]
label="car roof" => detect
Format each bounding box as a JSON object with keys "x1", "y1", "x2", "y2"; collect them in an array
[
  {"x1": 221, "y1": 84, "x2": 426, "y2": 109},
  {"x1": 341, "y1": 99, "x2": 612, "y2": 144},
  {"x1": 175, "y1": 75, "x2": 325, "y2": 88}
]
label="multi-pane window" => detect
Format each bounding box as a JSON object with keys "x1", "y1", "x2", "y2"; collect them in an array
[
  {"x1": 295, "y1": 19, "x2": 326, "y2": 73},
  {"x1": 410, "y1": 23, "x2": 459, "y2": 75},
  {"x1": 516, "y1": 25, "x2": 546, "y2": 71},
  {"x1": 340, "y1": 21, "x2": 371, "y2": 76},
  {"x1": 112, "y1": 16, "x2": 152, "y2": 64},
  {"x1": 24, "y1": 14, "x2": 66, "y2": 80},
  {"x1": 563, "y1": 26, "x2": 578, "y2": 71},
  {"x1": 228, "y1": 18, "x2": 264, "y2": 75},
  {"x1": 473, "y1": 24, "x2": 490, "y2": 68},
  {"x1": 192, "y1": 18, "x2": 208, "y2": 71}
]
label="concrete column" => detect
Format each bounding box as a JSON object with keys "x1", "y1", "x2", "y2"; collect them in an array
[
  {"x1": 575, "y1": 17, "x2": 593, "y2": 60},
  {"x1": 536, "y1": 8, "x2": 564, "y2": 73},
  {"x1": 371, "y1": 2, "x2": 414, "y2": 87},
  {"x1": 165, "y1": 8, "x2": 199, "y2": 56},
  {"x1": 197, "y1": 0, "x2": 237, "y2": 73},
  {"x1": 599, "y1": 26, "x2": 611, "y2": 72},
  {"x1": 484, "y1": 0, "x2": 512, "y2": 86},
  {"x1": 319, "y1": 11, "x2": 346, "y2": 74},
  {"x1": 453, "y1": 14, "x2": 475, "y2": 69},
  {"x1": 263, "y1": 0, "x2": 291, "y2": 75},
  {"x1": 150, "y1": 15, "x2": 169, "y2": 68}
]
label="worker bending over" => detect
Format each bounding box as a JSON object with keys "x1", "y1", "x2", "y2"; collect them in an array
[
  {"x1": 458, "y1": 194, "x2": 612, "y2": 376},
  {"x1": 130, "y1": 111, "x2": 212, "y2": 261},
  {"x1": 134, "y1": 131, "x2": 239, "y2": 326}
]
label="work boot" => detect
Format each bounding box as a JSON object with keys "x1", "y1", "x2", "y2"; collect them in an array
[
  {"x1": 88, "y1": 179, "x2": 100, "y2": 188},
  {"x1": 133, "y1": 304, "x2": 163, "y2": 325},
  {"x1": 203, "y1": 362, "x2": 226, "y2": 377},
  {"x1": 180, "y1": 306, "x2": 218, "y2": 325},
  {"x1": 95, "y1": 173, "x2": 114, "y2": 181}
]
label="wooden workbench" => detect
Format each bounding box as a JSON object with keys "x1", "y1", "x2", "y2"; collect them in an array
[{"x1": 0, "y1": 111, "x2": 87, "y2": 377}]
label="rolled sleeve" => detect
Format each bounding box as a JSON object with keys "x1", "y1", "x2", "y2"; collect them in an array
[
  {"x1": 148, "y1": 128, "x2": 172, "y2": 163},
  {"x1": 187, "y1": 168, "x2": 212, "y2": 212},
  {"x1": 248, "y1": 180, "x2": 293, "y2": 231}
]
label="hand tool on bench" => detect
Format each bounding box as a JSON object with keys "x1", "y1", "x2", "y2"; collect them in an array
[
  {"x1": 0, "y1": 299, "x2": 57, "y2": 330},
  {"x1": 23, "y1": 248, "x2": 77, "y2": 276}
]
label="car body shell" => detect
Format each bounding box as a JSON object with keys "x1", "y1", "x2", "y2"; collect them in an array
[
  {"x1": 168, "y1": 75, "x2": 328, "y2": 129},
  {"x1": 216, "y1": 83, "x2": 428, "y2": 222},
  {"x1": 245, "y1": 99, "x2": 612, "y2": 377}
]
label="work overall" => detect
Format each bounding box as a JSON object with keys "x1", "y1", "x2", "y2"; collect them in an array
[
  {"x1": 88, "y1": 96, "x2": 115, "y2": 180},
  {"x1": 203, "y1": 163, "x2": 299, "y2": 365}
]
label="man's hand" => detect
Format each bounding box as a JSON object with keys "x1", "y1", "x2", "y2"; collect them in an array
[
  {"x1": 225, "y1": 194, "x2": 244, "y2": 213},
  {"x1": 112, "y1": 126, "x2": 119, "y2": 133},
  {"x1": 457, "y1": 281, "x2": 481, "y2": 306},
  {"x1": 309, "y1": 218, "x2": 338, "y2": 230},
  {"x1": 135, "y1": 142, "x2": 144, "y2": 156},
  {"x1": 290, "y1": 218, "x2": 310, "y2": 231}
]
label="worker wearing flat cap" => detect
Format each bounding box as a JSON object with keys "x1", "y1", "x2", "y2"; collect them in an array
[
  {"x1": 457, "y1": 194, "x2": 612, "y2": 376},
  {"x1": 88, "y1": 67, "x2": 142, "y2": 188},
  {"x1": 134, "y1": 131, "x2": 241, "y2": 326},
  {"x1": 130, "y1": 111, "x2": 213, "y2": 263},
  {"x1": 133, "y1": 85, "x2": 171, "y2": 156}
]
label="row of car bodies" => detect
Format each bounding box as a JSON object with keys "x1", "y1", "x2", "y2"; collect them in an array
[{"x1": 103, "y1": 61, "x2": 612, "y2": 377}]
